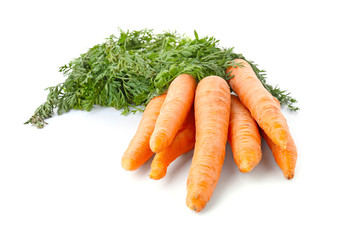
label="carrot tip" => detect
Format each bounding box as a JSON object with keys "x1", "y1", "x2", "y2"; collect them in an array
[
  {"x1": 284, "y1": 171, "x2": 295, "y2": 180},
  {"x1": 149, "y1": 169, "x2": 166, "y2": 180},
  {"x1": 186, "y1": 193, "x2": 207, "y2": 213},
  {"x1": 187, "y1": 203, "x2": 202, "y2": 213},
  {"x1": 149, "y1": 174, "x2": 160, "y2": 180},
  {"x1": 237, "y1": 152, "x2": 261, "y2": 173},
  {"x1": 121, "y1": 160, "x2": 134, "y2": 171},
  {"x1": 149, "y1": 160, "x2": 168, "y2": 180},
  {"x1": 149, "y1": 136, "x2": 166, "y2": 153},
  {"x1": 239, "y1": 162, "x2": 254, "y2": 173}
]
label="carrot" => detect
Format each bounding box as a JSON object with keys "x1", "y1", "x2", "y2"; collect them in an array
[
  {"x1": 149, "y1": 109, "x2": 195, "y2": 180},
  {"x1": 149, "y1": 74, "x2": 196, "y2": 153},
  {"x1": 262, "y1": 131, "x2": 297, "y2": 180},
  {"x1": 121, "y1": 94, "x2": 167, "y2": 171},
  {"x1": 186, "y1": 76, "x2": 231, "y2": 212},
  {"x1": 227, "y1": 59, "x2": 289, "y2": 149},
  {"x1": 261, "y1": 98, "x2": 297, "y2": 179},
  {"x1": 228, "y1": 95, "x2": 262, "y2": 172}
]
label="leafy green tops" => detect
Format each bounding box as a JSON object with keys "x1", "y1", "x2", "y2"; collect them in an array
[{"x1": 26, "y1": 29, "x2": 298, "y2": 128}]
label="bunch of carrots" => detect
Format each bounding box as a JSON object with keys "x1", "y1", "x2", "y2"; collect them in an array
[{"x1": 121, "y1": 59, "x2": 297, "y2": 212}]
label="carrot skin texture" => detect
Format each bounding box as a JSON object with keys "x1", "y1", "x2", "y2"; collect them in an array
[
  {"x1": 121, "y1": 94, "x2": 167, "y2": 171},
  {"x1": 150, "y1": 74, "x2": 196, "y2": 153},
  {"x1": 186, "y1": 76, "x2": 231, "y2": 212},
  {"x1": 227, "y1": 59, "x2": 289, "y2": 149},
  {"x1": 149, "y1": 109, "x2": 196, "y2": 180},
  {"x1": 228, "y1": 95, "x2": 262, "y2": 173},
  {"x1": 262, "y1": 131, "x2": 297, "y2": 179}
]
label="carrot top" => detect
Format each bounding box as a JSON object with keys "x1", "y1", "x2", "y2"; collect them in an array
[{"x1": 26, "y1": 29, "x2": 298, "y2": 128}]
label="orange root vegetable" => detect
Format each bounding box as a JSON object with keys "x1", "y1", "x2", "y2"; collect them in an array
[
  {"x1": 149, "y1": 109, "x2": 196, "y2": 180},
  {"x1": 227, "y1": 59, "x2": 289, "y2": 149},
  {"x1": 262, "y1": 131, "x2": 297, "y2": 180},
  {"x1": 228, "y1": 95, "x2": 262, "y2": 173},
  {"x1": 150, "y1": 74, "x2": 196, "y2": 153},
  {"x1": 186, "y1": 76, "x2": 231, "y2": 212},
  {"x1": 261, "y1": 100, "x2": 297, "y2": 179},
  {"x1": 121, "y1": 94, "x2": 167, "y2": 171}
]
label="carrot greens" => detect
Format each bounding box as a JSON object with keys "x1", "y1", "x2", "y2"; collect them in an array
[{"x1": 25, "y1": 29, "x2": 298, "y2": 128}]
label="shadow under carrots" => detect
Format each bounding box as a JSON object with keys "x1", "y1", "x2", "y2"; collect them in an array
[
  {"x1": 254, "y1": 138, "x2": 281, "y2": 177},
  {"x1": 126, "y1": 137, "x2": 285, "y2": 214},
  {"x1": 163, "y1": 150, "x2": 194, "y2": 185},
  {"x1": 200, "y1": 138, "x2": 283, "y2": 214}
]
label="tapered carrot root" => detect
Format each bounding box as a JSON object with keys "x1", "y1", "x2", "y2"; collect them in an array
[
  {"x1": 228, "y1": 95, "x2": 262, "y2": 172},
  {"x1": 150, "y1": 74, "x2": 196, "y2": 153},
  {"x1": 262, "y1": 131, "x2": 297, "y2": 180},
  {"x1": 227, "y1": 59, "x2": 289, "y2": 149},
  {"x1": 121, "y1": 94, "x2": 166, "y2": 171},
  {"x1": 261, "y1": 97, "x2": 297, "y2": 179},
  {"x1": 149, "y1": 109, "x2": 196, "y2": 180},
  {"x1": 186, "y1": 76, "x2": 231, "y2": 212}
]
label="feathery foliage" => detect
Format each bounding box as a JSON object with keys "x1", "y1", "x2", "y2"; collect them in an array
[{"x1": 25, "y1": 29, "x2": 298, "y2": 128}]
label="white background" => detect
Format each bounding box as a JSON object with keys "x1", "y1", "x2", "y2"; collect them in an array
[{"x1": 1, "y1": 0, "x2": 338, "y2": 239}]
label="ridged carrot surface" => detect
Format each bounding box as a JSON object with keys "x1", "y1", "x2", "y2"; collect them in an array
[
  {"x1": 262, "y1": 131, "x2": 297, "y2": 180},
  {"x1": 149, "y1": 109, "x2": 195, "y2": 180},
  {"x1": 227, "y1": 59, "x2": 289, "y2": 149},
  {"x1": 186, "y1": 76, "x2": 231, "y2": 212},
  {"x1": 121, "y1": 94, "x2": 167, "y2": 171},
  {"x1": 150, "y1": 74, "x2": 196, "y2": 153},
  {"x1": 228, "y1": 95, "x2": 262, "y2": 173}
]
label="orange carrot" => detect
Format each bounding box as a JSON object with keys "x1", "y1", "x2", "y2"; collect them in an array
[
  {"x1": 261, "y1": 98, "x2": 297, "y2": 179},
  {"x1": 186, "y1": 76, "x2": 231, "y2": 212},
  {"x1": 262, "y1": 131, "x2": 297, "y2": 180},
  {"x1": 121, "y1": 94, "x2": 166, "y2": 171},
  {"x1": 149, "y1": 74, "x2": 196, "y2": 153},
  {"x1": 227, "y1": 59, "x2": 289, "y2": 149},
  {"x1": 228, "y1": 95, "x2": 262, "y2": 172},
  {"x1": 149, "y1": 109, "x2": 195, "y2": 180}
]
